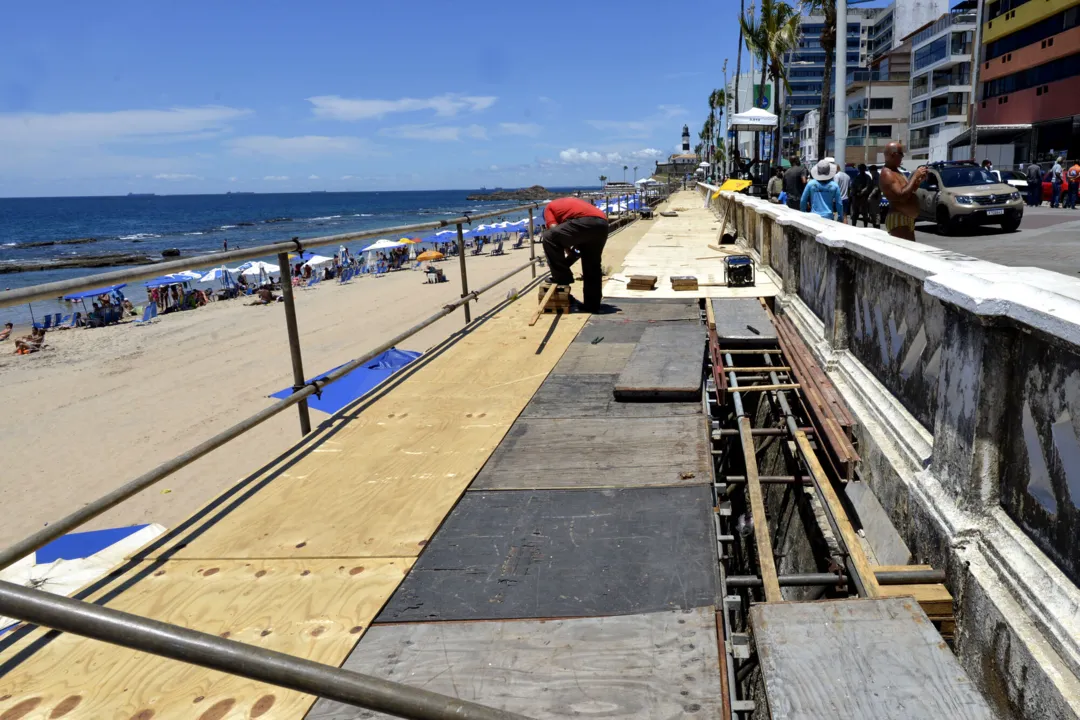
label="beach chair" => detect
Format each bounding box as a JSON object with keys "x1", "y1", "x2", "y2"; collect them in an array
[
  {"x1": 33, "y1": 315, "x2": 52, "y2": 331},
  {"x1": 58, "y1": 314, "x2": 72, "y2": 328},
  {"x1": 512, "y1": 236, "x2": 525, "y2": 250},
  {"x1": 134, "y1": 303, "x2": 158, "y2": 326},
  {"x1": 491, "y1": 240, "x2": 505, "y2": 256}
]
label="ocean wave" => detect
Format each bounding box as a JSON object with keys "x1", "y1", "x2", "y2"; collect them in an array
[
  {"x1": 2, "y1": 242, "x2": 15, "y2": 247},
  {"x1": 184, "y1": 232, "x2": 205, "y2": 236},
  {"x1": 354, "y1": 213, "x2": 373, "y2": 217},
  {"x1": 308, "y1": 215, "x2": 343, "y2": 222},
  {"x1": 218, "y1": 225, "x2": 237, "y2": 230},
  {"x1": 119, "y1": 233, "x2": 161, "y2": 240}
]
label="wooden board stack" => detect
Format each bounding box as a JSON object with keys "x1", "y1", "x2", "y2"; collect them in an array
[
  {"x1": 670, "y1": 275, "x2": 698, "y2": 291},
  {"x1": 877, "y1": 565, "x2": 956, "y2": 642},
  {"x1": 627, "y1": 275, "x2": 658, "y2": 291},
  {"x1": 537, "y1": 283, "x2": 570, "y2": 314}
]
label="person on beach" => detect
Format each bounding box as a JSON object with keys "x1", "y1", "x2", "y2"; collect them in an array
[
  {"x1": 543, "y1": 197, "x2": 610, "y2": 313},
  {"x1": 800, "y1": 160, "x2": 844, "y2": 223},
  {"x1": 0, "y1": 323, "x2": 12, "y2": 341},
  {"x1": 14, "y1": 327, "x2": 45, "y2": 355},
  {"x1": 880, "y1": 142, "x2": 927, "y2": 241}
]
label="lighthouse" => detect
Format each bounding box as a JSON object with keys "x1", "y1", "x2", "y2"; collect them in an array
[{"x1": 682, "y1": 125, "x2": 690, "y2": 153}]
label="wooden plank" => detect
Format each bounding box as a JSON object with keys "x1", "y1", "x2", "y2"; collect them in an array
[
  {"x1": 308, "y1": 609, "x2": 723, "y2": 720},
  {"x1": 751, "y1": 598, "x2": 996, "y2": 719},
  {"x1": 614, "y1": 323, "x2": 705, "y2": 401},
  {"x1": 602, "y1": 299, "x2": 700, "y2": 322},
  {"x1": 0, "y1": 558, "x2": 411, "y2": 720},
  {"x1": 522, "y1": 374, "x2": 701, "y2": 419},
  {"x1": 878, "y1": 583, "x2": 954, "y2": 616},
  {"x1": 740, "y1": 416, "x2": 782, "y2": 603},
  {"x1": 845, "y1": 481, "x2": 912, "y2": 567},
  {"x1": 705, "y1": 298, "x2": 717, "y2": 331},
  {"x1": 530, "y1": 282, "x2": 560, "y2": 326},
  {"x1": 553, "y1": 342, "x2": 637, "y2": 375},
  {"x1": 146, "y1": 296, "x2": 587, "y2": 561},
  {"x1": 471, "y1": 416, "x2": 709, "y2": 490},
  {"x1": 794, "y1": 431, "x2": 881, "y2": 598},
  {"x1": 377, "y1": 487, "x2": 717, "y2": 622}
]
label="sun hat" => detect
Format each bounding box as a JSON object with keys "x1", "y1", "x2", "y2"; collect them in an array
[{"x1": 810, "y1": 158, "x2": 837, "y2": 182}]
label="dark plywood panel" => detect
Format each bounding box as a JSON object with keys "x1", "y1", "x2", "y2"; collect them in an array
[
  {"x1": 553, "y1": 341, "x2": 637, "y2": 374},
  {"x1": 377, "y1": 487, "x2": 717, "y2": 623},
  {"x1": 522, "y1": 374, "x2": 701, "y2": 419},
  {"x1": 604, "y1": 298, "x2": 702, "y2": 322},
  {"x1": 574, "y1": 318, "x2": 651, "y2": 345},
  {"x1": 710, "y1": 298, "x2": 778, "y2": 346},
  {"x1": 307, "y1": 609, "x2": 723, "y2": 720},
  {"x1": 845, "y1": 481, "x2": 911, "y2": 566},
  {"x1": 614, "y1": 324, "x2": 705, "y2": 401},
  {"x1": 470, "y1": 416, "x2": 709, "y2": 490},
  {"x1": 751, "y1": 598, "x2": 996, "y2": 720}
]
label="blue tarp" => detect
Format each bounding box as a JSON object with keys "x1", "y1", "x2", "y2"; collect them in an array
[
  {"x1": 270, "y1": 347, "x2": 421, "y2": 415},
  {"x1": 62, "y1": 283, "x2": 127, "y2": 301},
  {"x1": 36, "y1": 524, "x2": 151, "y2": 563},
  {"x1": 144, "y1": 275, "x2": 190, "y2": 288}
]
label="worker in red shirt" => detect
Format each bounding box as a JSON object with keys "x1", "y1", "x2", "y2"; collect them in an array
[{"x1": 542, "y1": 197, "x2": 609, "y2": 312}]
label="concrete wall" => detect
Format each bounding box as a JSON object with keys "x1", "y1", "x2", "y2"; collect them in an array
[{"x1": 701, "y1": 183, "x2": 1080, "y2": 719}]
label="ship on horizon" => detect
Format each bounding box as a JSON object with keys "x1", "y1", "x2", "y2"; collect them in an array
[
  {"x1": 226, "y1": 191, "x2": 256, "y2": 195},
  {"x1": 127, "y1": 193, "x2": 155, "y2": 197}
]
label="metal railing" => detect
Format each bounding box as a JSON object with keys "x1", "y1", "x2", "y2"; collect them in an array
[
  {"x1": 933, "y1": 71, "x2": 971, "y2": 90},
  {"x1": 0, "y1": 187, "x2": 668, "y2": 718}
]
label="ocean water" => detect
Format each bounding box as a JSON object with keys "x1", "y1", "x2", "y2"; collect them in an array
[{"x1": 0, "y1": 189, "x2": 567, "y2": 326}]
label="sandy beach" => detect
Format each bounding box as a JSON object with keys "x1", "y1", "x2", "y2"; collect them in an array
[{"x1": 0, "y1": 210, "x2": 663, "y2": 548}]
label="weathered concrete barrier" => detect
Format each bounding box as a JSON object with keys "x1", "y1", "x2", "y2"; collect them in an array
[{"x1": 700, "y1": 183, "x2": 1080, "y2": 719}]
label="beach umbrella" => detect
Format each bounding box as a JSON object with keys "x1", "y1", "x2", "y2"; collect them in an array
[
  {"x1": 359, "y1": 239, "x2": 407, "y2": 253},
  {"x1": 238, "y1": 261, "x2": 280, "y2": 278},
  {"x1": 200, "y1": 266, "x2": 236, "y2": 286},
  {"x1": 301, "y1": 254, "x2": 334, "y2": 270},
  {"x1": 416, "y1": 250, "x2": 444, "y2": 261}
]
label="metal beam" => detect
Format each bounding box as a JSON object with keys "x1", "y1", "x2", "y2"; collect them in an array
[
  {"x1": 726, "y1": 569, "x2": 945, "y2": 588},
  {"x1": 277, "y1": 252, "x2": 311, "y2": 436},
  {"x1": 0, "y1": 581, "x2": 530, "y2": 720}
]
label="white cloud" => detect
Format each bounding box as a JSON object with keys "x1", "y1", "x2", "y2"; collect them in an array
[
  {"x1": 228, "y1": 176, "x2": 238, "y2": 182},
  {"x1": 498, "y1": 122, "x2": 541, "y2": 137},
  {"x1": 340, "y1": 174, "x2": 354, "y2": 180},
  {"x1": 227, "y1": 135, "x2": 369, "y2": 159},
  {"x1": 0, "y1": 106, "x2": 249, "y2": 148},
  {"x1": 379, "y1": 124, "x2": 487, "y2": 142},
  {"x1": 308, "y1": 174, "x2": 320, "y2": 180},
  {"x1": 154, "y1": 173, "x2": 201, "y2": 181},
  {"x1": 263, "y1": 175, "x2": 289, "y2": 181},
  {"x1": 558, "y1": 148, "x2": 662, "y2": 165},
  {"x1": 308, "y1": 93, "x2": 497, "y2": 121}
]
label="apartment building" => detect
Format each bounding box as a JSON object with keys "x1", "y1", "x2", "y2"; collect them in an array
[
  {"x1": 905, "y1": 5, "x2": 979, "y2": 162},
  {"x1": 844, "y1": 42, "x2": 913, "y2": 166}
]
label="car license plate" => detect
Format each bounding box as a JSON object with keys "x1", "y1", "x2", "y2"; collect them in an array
[{"x1": 987, "y1": 209, "x2": 1005, "y2": 216}]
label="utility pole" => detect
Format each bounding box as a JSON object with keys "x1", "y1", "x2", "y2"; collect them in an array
[
  {"x1": 835, "y1": 0, "x2": 848, "y2": 167},
  {"x1": 723, "y1": 58, "x2": 730, "y2": 180},
  {"x1": 970, "y1": 0, "x2": 985, "y2": 162},
  {"x1": 864, "y1": 59, "x2": 874, "y2": 166}
]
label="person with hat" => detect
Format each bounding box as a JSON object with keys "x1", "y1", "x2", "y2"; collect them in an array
[
  {"x1": 1051, "y1": 156, "x2": 1065, "y2": 208},
  {"x1": 800, "y1": 159, "x2": 845, "y2": 222}
]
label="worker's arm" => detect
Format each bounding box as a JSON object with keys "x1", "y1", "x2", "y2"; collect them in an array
[
  {"x1": 543, "y1": 207, "x2": 556, "y2": 228},
  {"x1": 800, "y1": 182, "x2": 812, "y2": 211}
]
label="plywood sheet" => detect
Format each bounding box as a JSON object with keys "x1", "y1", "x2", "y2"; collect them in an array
[
  {"x1": 307, "y1": 609, "x2": 723, "y2": 720},
  {"x1": 147, "y1": 298, "x2": 586, "y2": 561},
  {"x1": 751, "y1": 597, "x2": 996, "y2": 720},
  {"x1": 470, "y1": 417, "x2": 709, "y2": 490},
  {"x1": 614, "y1": 324, "x2": 705, "y2": 401},
  {"x1": 377, "y1": 487, "x2": 717, "y2": 622},
  {"x1": 845, "y1": 481, "x2": 911, "y2": 566},
  {"x1": 553, "y1": 342, "x2": 636, "y2": 374},
  {"x1": 522, "y1": 374, "x2": 701, "y2": 419},
  {"x1": 599, "y1": 298, "x2": 701, "y2": 322},
  {"x1": 573, "y1": 318, "x2": 652, "y2": 345},
  {"x1": 710, "y1": 297, "x2": 777, "y2": 346},
  {"x1": 0, "y1": 558, "x2": 410, "y2": 720}
]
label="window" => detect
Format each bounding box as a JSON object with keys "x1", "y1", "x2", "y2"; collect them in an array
[
  {"x1": 868, "y1": 125, "x2": 893, "y2": 138},
  {"x1": 987, "y1": 0, "x2": 1034, "y2": 21},
  {"x1": 983, "y1": 49, "x2": 1080, "y2": 98},
  {"x1": 985, "y1": 7, "x2": 1080, "y2": 60},
  {"x1": 868, "y1": 97, "x2": 893, "y2": 110},
  {"x1": 914, "y1": 37, "x2": 947, "y2": 71}
]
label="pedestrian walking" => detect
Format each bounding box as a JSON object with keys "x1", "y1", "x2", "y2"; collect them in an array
[
  {"x1": 1068, "y1": 160, "x2": 1080, "y2": 209},
  {"x1": 1025, "y1": 162, "x2": 1043, "y2": 207},
  {"x1": 767, "y1": 167, "x2": 784, "y2": 203},
  {"x1": 800, "y1": 159, "x2": 844, "y2": 222},
  {"x1": 851, "y1": 163, "x2": 873, "y2": 228},
  {"x1": 867, "y1": 165, "x2": 882, "y2": 229},
  {"x1": 783, "y1": 156, "x2": 808, "y2": 211},
  {"x1": 831, "y1": 159, "x2": 851, "y2": 223},
  {"x1": 1051, "y1": 157, "x2": 1065, "y2": 208}
]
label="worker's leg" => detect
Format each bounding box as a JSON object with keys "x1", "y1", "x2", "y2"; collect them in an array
[
  {"x1": 575, "y1": 222, "x2": 609, "y2": 312},
  {"x1": 542, "y1": 225, "x2": 576, "y2": 286}
]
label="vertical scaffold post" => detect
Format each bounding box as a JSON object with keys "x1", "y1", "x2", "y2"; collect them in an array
[
  {"x1": 528, "y1": 208, "x2": 537, "y2": 278},
  {"x1": 277, "y1": 251, "x2": 311, "y2": 436},
  {"x1": 456, "y1": 222, "x2": 471, "y2": 324}
]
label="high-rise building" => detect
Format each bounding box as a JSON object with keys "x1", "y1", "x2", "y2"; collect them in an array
[
  {"x1": 904, "y1": 5, "x2": 978, "y2": 162},
  {"x1": 843, "y1": 41, "x2": 914, "y2": 166},
  {"x1": 964, "y1": 0, "x2": 1080, "y2": 164}
]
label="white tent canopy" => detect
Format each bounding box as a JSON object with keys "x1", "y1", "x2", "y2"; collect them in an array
[
  {"x1": 360, "y1": 239, "x2": 407, "y2": 253},
  {"x1": 236, "y1": 261, "x2": 280, "y2": 278},
  {"x1": 635, "y1": 177, "x2": 659, "y2": 185},
  {"x1": 302, "y1": 254, "x2": 335, "y2": 270},
  {"x1": 200, "y1": 266, "x2": 237, "y2": 285},
  {"x1": 729, "y1": 107, "x2": 778, "y2": 131}
]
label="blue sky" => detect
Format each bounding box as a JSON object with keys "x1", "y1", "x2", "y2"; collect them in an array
[{"x1": 0, "y1": 0, "x2": 741, "y2": 197}]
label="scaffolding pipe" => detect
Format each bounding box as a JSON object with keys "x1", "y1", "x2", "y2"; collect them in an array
[
  {"x1": 725, "y1": 569, "x2": 945, "y2": 587},
  {"x1": 0, "y1": 202, "x2": 548, "y2": 311},
  {"x1": 277, "y1": 252, "x2": 312, "y2": 436},
  {"x1": 528, "y1": 208, "x2": 537, "y2": 279},
  {"x1": 0, "y1": 258, "x2": 541, "y2": 572},
  {"x1": 456, "y1": 223, "x2": 471, "y2": 324},
  {"x1": 0, "y1": 581, "x2": 529, "y2": 720}
]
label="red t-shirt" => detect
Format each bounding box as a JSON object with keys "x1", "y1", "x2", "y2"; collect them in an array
[{"x1": 544, "y1": 197, "x2": 606, "y2": 227}]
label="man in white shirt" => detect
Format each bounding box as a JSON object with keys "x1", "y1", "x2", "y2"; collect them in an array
[{"x1": 827, "y1": 158, "x2": 851, "y2": 224}]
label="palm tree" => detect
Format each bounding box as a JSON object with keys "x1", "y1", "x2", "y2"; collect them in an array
[
  {"x1": 622, "y1": 165, "x2": 628, "y2": 183},
  {"x1": 599, "y1": 175, "x2": 607, "y2": 189},
  {"x1": 741, "y1": 0, "x2": 801, "y2": 163},
  {"x1": 804, "y1": 0, "x2": 836, "y2": 161},
  {"x1": 707, "y1": 89, "x2": 725, "y2": 180}
]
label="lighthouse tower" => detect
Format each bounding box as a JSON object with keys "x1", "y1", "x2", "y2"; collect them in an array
[{"x1": 682, "y1": 125, "x2": 691, "y2": 153}]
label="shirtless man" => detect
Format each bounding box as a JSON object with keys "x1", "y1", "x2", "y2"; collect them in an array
[{"x1": 880, "y1": 142, "x2": 928, "y2": 241}]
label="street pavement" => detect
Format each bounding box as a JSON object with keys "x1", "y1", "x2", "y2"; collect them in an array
[{"x1": 905, "y1": 205, "x2": 1080, "y2": 278}]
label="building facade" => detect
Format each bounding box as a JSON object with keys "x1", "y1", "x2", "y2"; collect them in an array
[
  {"x1": 725, "y1": 71, "x2": 776, "y2": 165},
  {"x1": 654, "y1": 125, "x2": 700, "y2": 178},
  {"x1": 972, "y1": 0, "x2": 1080, "y2": 163},
  {"x1": 844, "y1": 42, "x2": 913, "y2": 166},
  {"x1": 799, "y1": 110, "x2": 820, "y2": 165},
  {"x1": 905, "y1": 5, "x2": 978, "y2": 162}
]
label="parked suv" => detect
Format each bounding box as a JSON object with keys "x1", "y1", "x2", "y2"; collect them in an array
[{"x1": 916, "y1": 161, "x2": 1023, "y2": 234}]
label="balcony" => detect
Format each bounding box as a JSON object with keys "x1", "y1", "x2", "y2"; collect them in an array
[
  {"x1": 909, "y1": 135, "x2": 931, "y2": 151},
  {"x1": 912, "y1": 81, "x2": 930, "y2": 99},
  {"x1": 845, "y1": 136, "x2": 891, "y2": 147},
  {"x1": 846, "y1": 69, "x2": 910, "y2": 85},
  {"x1": 931, "y1": 103, "x2": 965, "y2": 118},
  {"x1": 912, "y1": 110, "x2": 928, "y2": 124},
  {"x1": 932, "y1": 71, "x2": 971, "y2": 91},
  {"x1": 911, "y1": 9, "x2": 977, "y2": 47}
]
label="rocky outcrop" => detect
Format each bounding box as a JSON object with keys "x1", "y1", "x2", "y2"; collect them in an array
[
  {"x1": 466, "y1": 185, "x2": 557, "y2": 202},
  {"x1": 0, "y1": 253, "x2": 156, "y2": 273}
]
